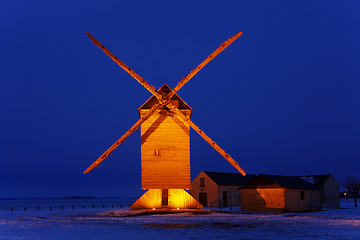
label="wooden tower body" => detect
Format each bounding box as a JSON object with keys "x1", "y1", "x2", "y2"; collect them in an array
[
  {"x1": 139, "y1": 85, "x2": 193, "y2": 189},
  {"x1": 130, "y1": 84, "x2": 201, "y2": 210}
]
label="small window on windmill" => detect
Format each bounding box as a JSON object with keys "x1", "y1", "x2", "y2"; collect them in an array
[
  {"x1": 154, "y1": 150, "x2": 160, "y2": 156},
  {"x1": 200, "y1": 177, "x2": 205, "y2": 187},
  {"x1": 171, "y1": 100, "x2": 179, "y2": 108}
]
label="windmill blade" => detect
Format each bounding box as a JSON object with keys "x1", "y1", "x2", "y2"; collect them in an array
[
  {"x1": 172, "y1": 32, "x2": 243, "y2": 94},
  {"x1": 187, "y1": 118, "x2": 246, "y2": 176},
  {"x1": 165, "y1": 103, "x2": 246, "y2": 175},
  {"x1": 83, "y1": 101, "x2": 162, "y2": 174},
  {"x1": 86, "y1": 32, "x2": 162, "y2": 99}
]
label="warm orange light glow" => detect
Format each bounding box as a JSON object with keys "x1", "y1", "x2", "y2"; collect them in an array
[
  {"x1": 130, "y1": 189, "x2": 162, "y2": 210},
  {"x1": 257, "y1": 188, "x2": 285, "y2": 209},
  {"x1": 168, "y1": 189, "x2": 203, "y2": 209},
  {"x1": 130, "y1": 189, "x2": 203, "y2": 210}
]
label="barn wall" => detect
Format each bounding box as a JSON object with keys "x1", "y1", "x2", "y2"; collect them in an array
[
  {"x1": 285, "y1": 189, "x2": 321, "y2": 212},
  {"x1": 190, "y1": 171, "x2": 218, "y2": 207},
  {"x1": 240, "y1": 188, "x2": 286, "y2": 212},
  {"x1": 322, "y1": 176, "x2": 340, "y2": 208},
  {"x1": 217, "y1": 186, "x2": 242, "y2": 207},
  {"x1": 140, "y1": 110, "x2": 191, "y2": 189}
]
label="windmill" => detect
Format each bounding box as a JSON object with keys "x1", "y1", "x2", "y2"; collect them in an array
[{"x1": 83, "y1": 32, "x2": 246, "y2": 209}]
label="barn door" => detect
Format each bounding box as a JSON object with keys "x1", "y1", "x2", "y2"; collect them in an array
[
  {"x1": 199, "y1": 192, "x2": 207, "y2": 207},
  {"x1": 223, "y1": 191, "x2": 228, "y2": 207}
]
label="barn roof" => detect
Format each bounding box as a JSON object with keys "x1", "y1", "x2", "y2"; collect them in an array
[
  {"x1": 298, "y1": 174, "x2": 332, "y2": 186},
  {"x1": 138, "y1": 84, "x2": 193, "y2": 115},
  {"x1": 203, "y1": 171, "x2": 256, "y2": 186},
  {"x1": 241, "y1": 174, "x2": 320, "y2": 190}
]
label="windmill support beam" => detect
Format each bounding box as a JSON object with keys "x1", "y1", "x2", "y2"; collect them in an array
[
  {"x1": 167, "y1": 104, "x2": 246, "y2": 176},
  {"x1": 86, "y1": 32, "x2": 162, "y2": 99},
  {"x1": 83, "y1": 101, "x2": 162, "y2": 174},
  {"x1": 173, "y1": 32, "x2": 243, "y2": 93}
]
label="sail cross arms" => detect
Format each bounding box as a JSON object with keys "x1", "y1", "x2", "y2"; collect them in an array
[{"x1": 83, "y1": 32, "x2": 245, "y2": 176}]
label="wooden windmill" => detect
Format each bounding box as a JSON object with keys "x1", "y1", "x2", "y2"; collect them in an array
[{"x1": 83, "y1": 32, "x2": 246, "y2": 209}]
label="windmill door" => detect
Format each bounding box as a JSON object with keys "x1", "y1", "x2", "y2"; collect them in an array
[{"x1": 162, "y1": 189, "x2": 168, "y2": 206}]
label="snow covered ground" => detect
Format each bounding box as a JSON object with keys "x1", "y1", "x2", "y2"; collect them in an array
[{"x1": 0, "y1": 198, "x2": 359, "y2": 240}]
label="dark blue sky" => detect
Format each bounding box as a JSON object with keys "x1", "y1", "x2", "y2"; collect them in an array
[{"x1": 1, "y1": 0, "x2": 359, "y2": 198}]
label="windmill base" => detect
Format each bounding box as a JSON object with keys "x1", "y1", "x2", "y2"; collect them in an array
[{"x1": 130, "y1": 189, "x2": 203, "y2": 210}]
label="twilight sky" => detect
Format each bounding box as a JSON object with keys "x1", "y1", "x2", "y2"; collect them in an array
[{"x1": 1, "y1": 0, "x2": 360, "y2": 198}]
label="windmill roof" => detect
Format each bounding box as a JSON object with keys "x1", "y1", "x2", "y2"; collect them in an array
[
  {"x1": 203, "y1": 171, "x2": 256, "y2": 186},
  {"x1": 241, "y1": 174, "x2": 320, "y2": 190},
  {"x1": 138, "y1": 84, "x2": 192, "y2": 115}
]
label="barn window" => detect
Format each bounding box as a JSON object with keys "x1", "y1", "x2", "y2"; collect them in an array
[
  {"x1": 200, "y1": 177, "x2": 205, "y2": 187},
  {"x1": 154, "y1": 150, "x2": 160, "y2": 156},
  {"x1": 300, "y1": 191, "x2": 305, "y2": 200}
]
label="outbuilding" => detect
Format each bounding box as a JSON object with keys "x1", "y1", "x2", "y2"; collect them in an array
[
  {"x1": 240, "y1": 174, "x2": 321, "y2": 212},
  {"x1": 190, "y1": 171, "x2": 256, "y2": 207},
  {"x1": 299, "y1": 174, "x2": 340, "y2": 208}
]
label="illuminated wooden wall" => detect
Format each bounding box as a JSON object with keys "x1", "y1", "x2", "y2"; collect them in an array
[{"x1": 139, "y1": 84, "x2": 193, "y2": 189}]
